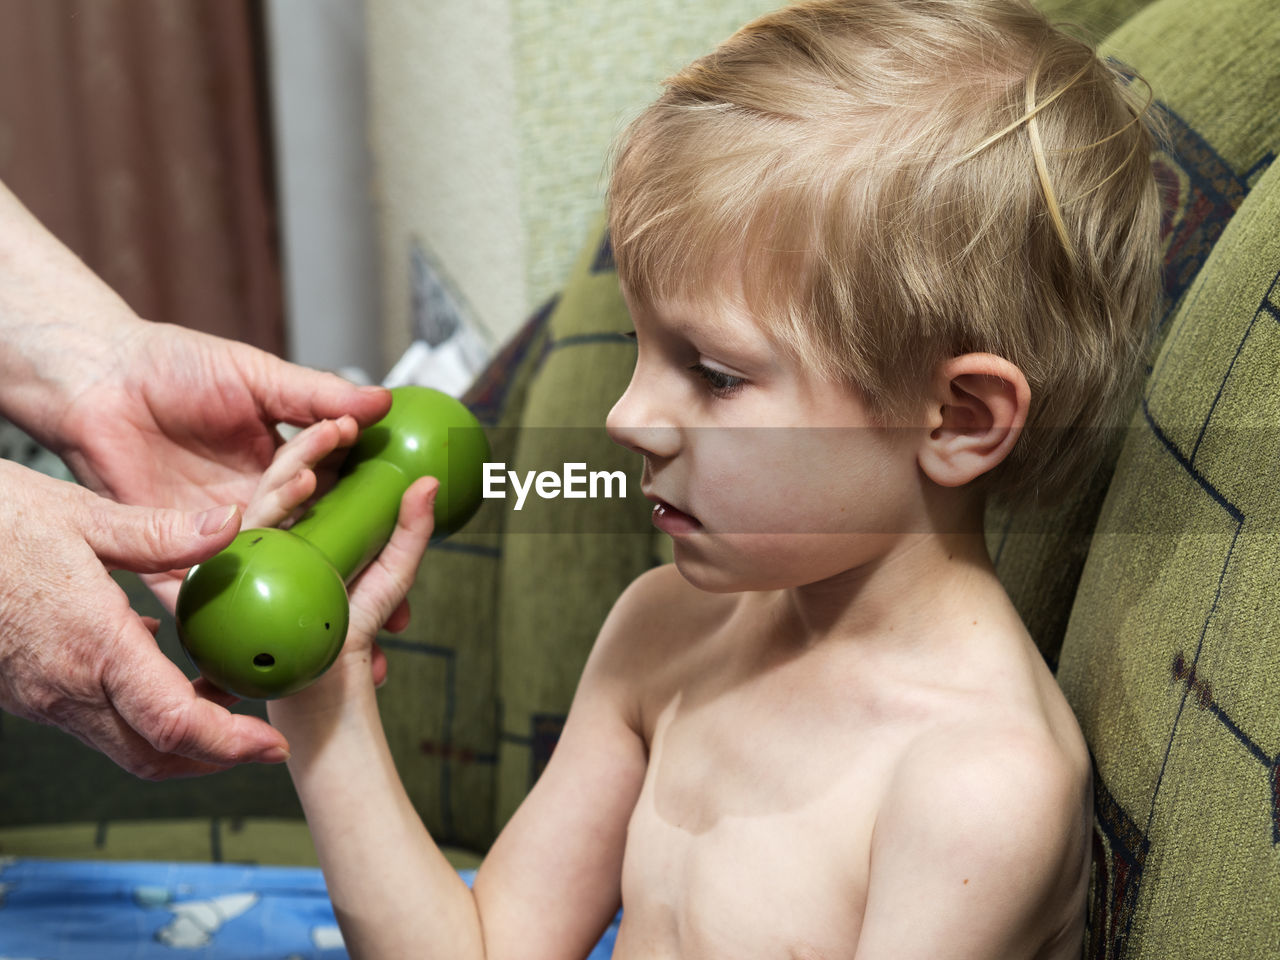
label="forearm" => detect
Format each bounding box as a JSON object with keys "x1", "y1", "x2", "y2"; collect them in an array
[
  {"x1": 0, "y1": 180, "x2": 139, "y2": 445},
  {"x1": 268, "y1": 667, "x2": 487, "y2": 960}
]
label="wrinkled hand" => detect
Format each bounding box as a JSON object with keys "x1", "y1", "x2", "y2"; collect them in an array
[
  {"x1": 45, "y1": 321, "x2": 392, "y2": 608},
  {"x1": 0, "y1": 458, "x2": 291, "y2": 779}
]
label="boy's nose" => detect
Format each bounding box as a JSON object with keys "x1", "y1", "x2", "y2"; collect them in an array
[{"x1": 606, "y1": 384, "x2": 681, "y2": 459}]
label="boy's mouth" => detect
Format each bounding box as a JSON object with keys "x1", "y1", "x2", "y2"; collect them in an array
[{"x1": 644, "y1": 492, "x2": 702, "y2": 534}]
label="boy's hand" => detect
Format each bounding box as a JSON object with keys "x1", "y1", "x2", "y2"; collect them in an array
[
  {"x1": 241, "y1": 416, "x2": 362, "y2": 530},
  {"x1": 246, "y1": 418, "x2": 438, "y2": 694}
]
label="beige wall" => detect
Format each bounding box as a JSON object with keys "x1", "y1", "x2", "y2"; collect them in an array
[
  {"x1": 366, "y1": 0, "x2": 778, "y2": 367},
  {"x1": 266, "y1": 0, "x2": 381, "y2": 378}
]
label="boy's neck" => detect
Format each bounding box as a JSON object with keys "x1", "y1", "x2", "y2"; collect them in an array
[{"x1": 771, "y1": 508, "x2": 999, "y2": 652}]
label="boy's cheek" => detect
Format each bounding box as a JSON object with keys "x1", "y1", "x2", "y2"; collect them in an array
[{"x1": 698, "y1": 457, "x2": 912, "y2": 537}]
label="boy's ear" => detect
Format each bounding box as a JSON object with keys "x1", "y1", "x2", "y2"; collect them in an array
[{"x1": 917, "y1": 353, "x2": 1030, "y2": 489}]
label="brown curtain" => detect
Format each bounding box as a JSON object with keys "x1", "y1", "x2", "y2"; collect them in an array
[{"x1": 0, "y1": 0, "x2": 285, "y2": 355}]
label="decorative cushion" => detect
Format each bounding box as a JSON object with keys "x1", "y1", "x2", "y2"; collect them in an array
[{"x1": 1059, "y1": 155, "x2": 1280, "y2": 959}]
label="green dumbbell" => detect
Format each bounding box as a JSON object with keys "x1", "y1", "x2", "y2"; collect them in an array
[{"x1": 175, "y1": 386, "x2": 490, "y2": 700}]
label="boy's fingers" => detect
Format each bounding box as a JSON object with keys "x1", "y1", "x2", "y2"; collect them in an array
[
  {"x1": 243, "y1": 468, "x2": 316, "y2": 529},
  {"x1": 348, "y1": 478, "x2": 437, "y2": 637},
  {"x1": 244, "y1": 416, "x2": 359, "y2": 529},
  {"x1": 384, "y1": 599, "x2": 411, "y2": 634},
  {"x1": 267, "y1": 419, "x2": 350, "y2": 482}
]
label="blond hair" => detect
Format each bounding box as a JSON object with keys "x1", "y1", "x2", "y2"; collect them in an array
[{"x1": 608, "y1": 0, "x2": 1162, "y2": 506}]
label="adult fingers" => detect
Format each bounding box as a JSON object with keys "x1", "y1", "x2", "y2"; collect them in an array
[
  {"x1": 0, "y1": 461, "x2": 278, "y2": 778},
  {"x1": 77, "y1": 494, "x2": 242, "y2": 574},
  {"x1": 100, "y1": 622, "x2": 290, "y2": 773},
  {"x1": 192, "y1": 675, "x2": 242, "y2": 711},
  {"x1": 245, "y1": 349, "x2": 391, "y2": 429},
  {"x1": 67, "y1": 699, "x2": 234, "y2": 780}
]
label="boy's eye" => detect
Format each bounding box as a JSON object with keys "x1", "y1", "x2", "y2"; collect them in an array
[{"x1": 691, "y1": 362, "x2": 746, "y2": 397}]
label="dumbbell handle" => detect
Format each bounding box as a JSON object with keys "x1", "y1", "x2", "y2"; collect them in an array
[{"x1": 288, "y1": 456, "x2": 408, "y2": 582}]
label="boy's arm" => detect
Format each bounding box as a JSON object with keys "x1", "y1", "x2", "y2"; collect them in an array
[
  {"x1": 471, "y1": 573, "x2": 656, "y2": 957},
  {"x1": 269, "y1": 576, "x2": 650, "y2": 960},
  {"x1": 266, "y1": 478, "x2": 486, "y2": 958},
  {"x1": 268, "y1": 650, "x2": 487, "y2": 958},
  {"x1": 262, "y1": 441, "x2": 651, "y2": 959},
  {"x1": 852, "y1": 732, "x2": 1089, "y2": 960}
]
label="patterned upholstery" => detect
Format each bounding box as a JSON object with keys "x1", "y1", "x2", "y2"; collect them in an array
[
  {"x1": 1061, "y1": 149, "x2": 1280, "y2": 960},
  {"x1": 1066, "y1": 169, "x2": 1280, "y2": 958},
  {"x1": 1008, "y1": 0, "x2": 1280, "y2": 955},
  {"x1": 988, "y1": 0, "x2": 1280, "y2": 670}
]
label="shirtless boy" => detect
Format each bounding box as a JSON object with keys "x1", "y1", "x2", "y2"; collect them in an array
[{"x1": 258, "y1": 1, "x2": 1162, "y2": 957}]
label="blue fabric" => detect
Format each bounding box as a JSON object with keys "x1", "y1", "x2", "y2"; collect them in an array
[{"x1": 0, "y1": 858, "x2": 619, "y2": 958}]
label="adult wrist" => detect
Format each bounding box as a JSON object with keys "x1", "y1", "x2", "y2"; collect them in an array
[{"x1": 0, "y1": 180, "x2": 142, "y2": 447}]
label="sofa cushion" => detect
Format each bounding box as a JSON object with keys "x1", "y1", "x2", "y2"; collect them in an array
[{"x1": 1058, "y1": 155, "x2": 1280, "y2": 959}]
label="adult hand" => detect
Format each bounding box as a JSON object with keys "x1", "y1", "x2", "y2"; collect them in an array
[
  {"x1": 0, "y1": 181, "x2": 393, "y2": 778},
  {"x1": 0, "y1": 458, "x2": 290, "y2": 779},
  {"x1": 48, "y1": 320, "x2": 391, "y2": 608},
  {"x1": 0, "y1": 181, "x2": 392, "y2": 610}
]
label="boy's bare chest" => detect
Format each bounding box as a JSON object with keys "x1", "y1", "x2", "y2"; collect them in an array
[{"x1": 613, "y1": 683, "x2": 907, "y2": 959}]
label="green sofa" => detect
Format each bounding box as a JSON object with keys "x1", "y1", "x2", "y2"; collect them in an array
[{"x1": 2, "y1": 0, "x2": 1278, "y2": 956}]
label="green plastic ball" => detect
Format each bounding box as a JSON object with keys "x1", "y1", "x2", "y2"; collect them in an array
[{"x1": 176, "y1": 528, "x2": 349, "y2": 700}]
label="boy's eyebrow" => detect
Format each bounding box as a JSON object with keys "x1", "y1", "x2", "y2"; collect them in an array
[{"x1": 654, "y1": 301, "x2": 775, "y2": 361}]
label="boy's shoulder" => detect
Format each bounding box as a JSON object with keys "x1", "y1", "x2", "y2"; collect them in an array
[
  {"x1": 885, "y1": 607, "x2": 1093, "y2": 857},
  {"x1": 886, "y1": 713, "x2": 1090, "y2": 849},
  {"x1": 608, "y1": 561, "x2": 727, "y2": 628},
  {"x1": 585, "y1": 563, "x2": 742, "y2": 712},
  {"x1": 595, "y1": 562, "x2": 735, "y2": 661},
  {"x1": 860, "y1": 682, "x2": 1092, "y2": 955}
]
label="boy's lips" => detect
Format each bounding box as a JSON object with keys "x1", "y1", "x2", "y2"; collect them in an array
[{"x1": 643, "y1": 491, "x2": 702, "y2": 534}]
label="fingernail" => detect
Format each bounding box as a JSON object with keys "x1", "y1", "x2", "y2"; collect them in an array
[
  {"x1": 196, "y1": 505, "x2": 238, "y2": 536},
  {"x1": 258, "y1": 745, "x2": 291, "y2": 764}
]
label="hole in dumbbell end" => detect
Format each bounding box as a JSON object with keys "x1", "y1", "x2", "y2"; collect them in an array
[{"x1": 253, "y1": 653, "x2": 275, "y2": 669}]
